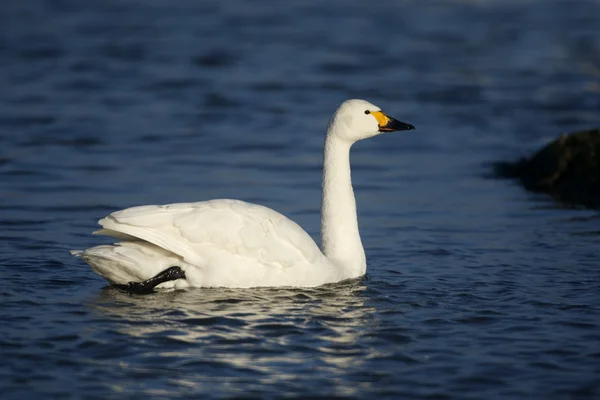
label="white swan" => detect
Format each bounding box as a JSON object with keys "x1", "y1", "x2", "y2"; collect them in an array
[{"x1": 72, "y1": 99, "x2": 414, "y2": 291}]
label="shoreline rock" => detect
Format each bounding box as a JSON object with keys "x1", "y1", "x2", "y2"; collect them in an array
[{"x1": 494, "y1": 129, "x2": 600, "y2": 209}]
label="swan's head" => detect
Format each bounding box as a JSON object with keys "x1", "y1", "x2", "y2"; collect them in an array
[{"x1": 328, "y1": 99, "x2": 414, "y2": 142}]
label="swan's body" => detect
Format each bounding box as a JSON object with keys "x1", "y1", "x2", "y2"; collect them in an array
[{"x1": 72, "y1": 99, "x2": 414, "y2": 289}]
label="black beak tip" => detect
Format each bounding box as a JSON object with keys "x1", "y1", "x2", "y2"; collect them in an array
[{"x1": 380, "y1": 119, "x2": 415, "y2": 132}]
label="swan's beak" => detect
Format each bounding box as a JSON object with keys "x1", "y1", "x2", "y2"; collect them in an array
[{"x1": 372, "y1": 111, "x2": 415, "y2": 132}]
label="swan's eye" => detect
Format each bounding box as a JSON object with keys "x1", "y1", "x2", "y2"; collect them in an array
[{"x1": 364, "y1": 110, "x2": 370, "y2": 115}]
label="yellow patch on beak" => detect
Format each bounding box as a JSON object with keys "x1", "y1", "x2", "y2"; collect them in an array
[{"x1": 370, "y1": 111, "x2": 391, "y2": 128}]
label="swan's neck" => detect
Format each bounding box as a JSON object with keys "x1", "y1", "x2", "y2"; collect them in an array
[{"x1": 321, "y1": 135, "x2": 366, "y2": 277}]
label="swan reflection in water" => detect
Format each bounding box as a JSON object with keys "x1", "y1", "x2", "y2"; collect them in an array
[{"x1": 87, "y1": 278, "x2": 391, "y2": 396}]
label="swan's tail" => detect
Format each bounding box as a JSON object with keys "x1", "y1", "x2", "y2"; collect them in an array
[{"x1": 71, "y1": 241, "x2": 185, "y2": 285}]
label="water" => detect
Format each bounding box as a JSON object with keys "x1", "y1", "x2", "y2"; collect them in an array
[{"x1": 1, "y1": 0, "x2": 600, "y2": 398}]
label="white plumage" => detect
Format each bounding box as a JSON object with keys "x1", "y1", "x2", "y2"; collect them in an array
[{"x1": 72, "y1": 99, "x2": 414, "y2": 289}]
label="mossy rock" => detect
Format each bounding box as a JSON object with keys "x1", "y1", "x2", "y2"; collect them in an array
[{"x1": 495, "y1": 129, "x2": 600, "y2": 208}]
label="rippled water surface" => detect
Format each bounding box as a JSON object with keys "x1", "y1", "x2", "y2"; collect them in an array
[{"x1": 2, "y1": 0, "x2": 600, "y2": 398}]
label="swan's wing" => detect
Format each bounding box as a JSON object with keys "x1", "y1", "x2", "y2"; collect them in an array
[{"x1": 96, "y1": 199, "x2": 323, "y2": 269}]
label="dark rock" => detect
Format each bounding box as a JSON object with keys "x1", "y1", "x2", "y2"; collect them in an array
[{"x1": 494, "y1": 129, "x2": 600, "y2": 208}]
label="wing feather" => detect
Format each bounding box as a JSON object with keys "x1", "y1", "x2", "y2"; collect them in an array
[{"x1": 97, "y1": 199, "x2": 322, "y2": 269}]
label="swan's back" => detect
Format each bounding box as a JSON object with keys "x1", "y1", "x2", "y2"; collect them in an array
[{"x1": 90, "y1": 199, "x2": 334, "y2": 287}]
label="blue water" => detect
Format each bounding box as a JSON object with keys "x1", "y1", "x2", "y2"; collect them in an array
[{"x1": 2, "y1": 0, "x2": 600, "y2": 398}]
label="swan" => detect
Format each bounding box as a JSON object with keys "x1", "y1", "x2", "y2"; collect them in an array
[{"x1": 72, "y1": 99, "x2": 414, "y2": 292}]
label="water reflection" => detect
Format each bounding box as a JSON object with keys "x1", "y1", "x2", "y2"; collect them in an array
[
  {"x1": 88, "y1": 279, "x2": 379, "y2": 390},
  {"x1": 91, "y1": 278, "x2": 371, "y2": 320}
]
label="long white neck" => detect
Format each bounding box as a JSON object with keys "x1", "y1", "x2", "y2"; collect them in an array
[{"x1": 320, "y1": 134, "x2": 366, "y2": 277}]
